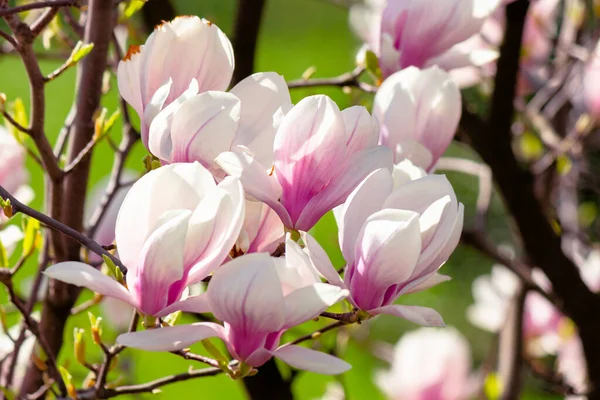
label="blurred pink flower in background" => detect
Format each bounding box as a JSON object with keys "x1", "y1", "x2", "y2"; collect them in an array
[
  {"x1": 349, "y1": 0, "x2": 500, "y2": 80},
  {"x1": 0, "y1": 126, "x2": 33, "y2": 219},
  {"x1": 372, "y1": 66, "x2": 461, "y2": 169},
  {"x1": 584, "y1": 44, "x2": 600, "y2": 120},
  {"x1": 117, "y1": 16, "x2": 234, "y2": 147},
  {"x1": 117, "y1": 252, "x2": 350, "y2": 374},
  {"x1": 217, "y1": 95, "x2": 392, "y2": 231},
  {"x1": 375, "y1": 327, "x2": 479, "y2": 400},
  {"x1": 45, "y1": 162, "x2": 244, "y2": 317},
  {"x1": 467, "y1": 264, "x2": 566, "y2": 356}
]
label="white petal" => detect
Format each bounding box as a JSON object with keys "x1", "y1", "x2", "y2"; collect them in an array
[
  {"x1": 44, "y1": 262, "x2": 135, "y2": 307},
  {"x1": 170, "y1": 91, "x2": 241, "y2": 166},
  {"x1": 336, "y1": 168, "x2": 393, "y2": 264},
  {"x1": 370, "y1": 304, "x2": 445, "y2": 326},
  {"x1": 274, "y1": 345, "x2": 351, "y2": 375},
  {"x1": 302, "y1": 232, "x2": 346, "y2": 288},
  {"x1": 155, "y1": 294, "x2": 212, "y2": 318},
  {"x1": 116, "y1": 322, "x2": 225, "y2": 351},
  {"x1": 283, "y1": 283, "x2": 348, "y2": 328},
  {"x1": 231, "y1": 72, "x2": 292, "y2": 167}
]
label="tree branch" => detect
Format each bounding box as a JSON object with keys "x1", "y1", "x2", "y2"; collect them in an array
[
  {"x1": 231, "y1": 0, "x2": 267, "y2": 86},
  {"x1": 498, "y1": 285, "x2": 526, "y2": 400},
  {"x1": 460, "y1": 1, "x2": 600, "y2": 398},
  {"x1": 287, "y1": 66, "x2": 376, "y2": 92},
  {"x1": 0, "y1": 185, "x2": 127, "y2": 274},
  {"x1": 0, "y1": 0, "x2": 79, "y2": 18}
]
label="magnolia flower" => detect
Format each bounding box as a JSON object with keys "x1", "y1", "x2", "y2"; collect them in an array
[
  {"x1": 233, "y1": 200, "x2": 284, "y2": 256},
  {"x1": 148, "y1": 72, "x2": 292, "y2": 173},
  {"x1": 557, "y1": 335, "x2": 587, "y2": 400},
  {"x1": 217, "y1": 95, "x2": 393, "y2": 231},
  {"x1": 467, "y1": 265, "x2": 565, "y2": 356},
  {"x1": 372, "y1": 66, "x2": 461, "y2": 169},
  {"x1": 117, "y1": 16, "x2": 234, "y2": 146},
  {"x1": 0, "y1": 126, "x2": 33, "y2": 220},
  {"x1": 349, "y1": 0, "x2": 500, "y2": 78},
  {"x1": 116, "y1": 250, "x2": 350, "y2": 374},
  {"x1": 375, "y1": 327, "x2": 478, "y2": 400},
  {"x1": 584, "y1": 46, "x2": 600, "y2": 121},
  {"x1": 45, "y1": 162, "x2": 244, "y2": 317},
  {"x1": 304, "y1": 167, "x2": 463, "y2": 325}
]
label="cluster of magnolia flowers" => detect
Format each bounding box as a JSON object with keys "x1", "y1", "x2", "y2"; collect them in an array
[{"x1": 27, "y1": 14, "x2": 466, "y2": 376}]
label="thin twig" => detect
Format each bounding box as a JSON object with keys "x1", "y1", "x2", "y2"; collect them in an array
[
  {"x1": 0, "y1": 184, "x2": 128, "y2": 274},
  {"x1": 63, "y1": 137, "x2": 98, "y2": 174},
  {"x1": 287, "y1": 66, "x2": 376, "y2": 93},
  {"x1": 498, "y1": 284, "x2": 526, "y2": 400},
  {"x1": 0, "y1": 0, "x2": 80, "y2": 18},
  {"x1": 2, "y1": 109, "x2": 32, "y2": 134},
  {"x1": 289, "y1": 321, "x2": 346, "y2": 345}
]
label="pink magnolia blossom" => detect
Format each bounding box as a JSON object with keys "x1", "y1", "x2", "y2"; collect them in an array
[
  {"x1": 557, "y1": 335, "x2": 587, "y2": 399},
  {"x1": 116, "y1": 250, "x2": 350, "y2": 374},
  {"x1": 584, "y1": 45, "x2": 600, "y2": 120},
  {"x1": 216, "y1": 95, "x2": 393, "y2": 231},
  {"x1": 0, "y1": 126, "x2": 33, "y2": 221},
  {"x1": 467, "y1": 265, "x2": 565, "y2": 356},
  {"x1": 117, "y1": 16, "x2": 234, "y2": 147},
  {"x1": 375, "y1": 327, "x2": 479, "y2": 400},
  {"x1": 350, "y1": 0, "x2": 500, "y2": 78},
  {"x1": 148, "y1": 72, "x2": 292, "y2": 173},
  {"x1": 44, "y1": 162, "x2": 244, "y2": 317},
  {"x1": 304, "y1": 167, "x2": 463, "y2": 326},
  {"x1": 372, "y1": 66, "x2": 461, "y2": 169}
]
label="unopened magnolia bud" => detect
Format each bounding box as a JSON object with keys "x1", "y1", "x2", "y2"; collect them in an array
[{"x1": 74, "y1": 328, "x2": 86, "y2": 366}]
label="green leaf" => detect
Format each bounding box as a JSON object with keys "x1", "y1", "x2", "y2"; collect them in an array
[
  {"x1": 22, "y1": 216, "x2": 40, "y2": 257},
  {"x1": 70, "y1": 41, "x2": 95, "y2": 64},
  {"x1": 103, "y1": 254, "x2": 124, "y2": 283},
  {"x1": 518, "y1": 131, "x2": 544, "y2": 161},
  {"x1": 0, "y1": 386, "x2": 16, "y2": 400},
  {"x1": 556, "y1": 154, "x2": 573, "y2": 175},
  {"x1": 364, "y1": 50, "x2": 382, "y2": 82},
  {"x1": 0, "y1": 239, "x2": 8, "y2": 268},
  {"x1": 102, "y1": 109, "x2": 121, "y2": 137},
  {"x1": 163, "y1": 310, "x2": 182, "y2": 326},
  {"x1": 123, "y1": 0, "x2": 147, "y2": 19},
  {"x1": 6, "y1": 98, "x2": 28, "y2": 144},
  {"x1": 578, "y1": 202, "x2": 597, "y2": 228},
  {"x1": 484, "y1": 373, "x2": 502, "y2": 400}
]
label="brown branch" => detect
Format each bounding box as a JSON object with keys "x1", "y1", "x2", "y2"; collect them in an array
[
  {"x1": 0, "y1": 0, "x2": 79, "y2": 18},
  {"x1": 460, "y1": 1, "x2": 600, "y2": 398},
  {"x1": 63, "y1": 137, "x2": 98, "y2": 175},
  {"x1": 287, "y1": 66, "x2": 376, "y2": 92},
  {"x1": 320, "y1": 310, "x2": 359, "y2": 323},
  {"x1": 0, "y1": 185, "x2": 127, "y2": 274},
  {"x1": 231, "y1": 0, "x2": 267, "y2": 86},
  {"x1": 80, "y1": 367, "x2": 223, "y2": 399},
  {"x1": 2, "y1": 109, "x2": 32, "y2": 134}
]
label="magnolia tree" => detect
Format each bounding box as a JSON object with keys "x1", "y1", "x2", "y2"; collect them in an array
[{"x1": 0, "y1": 0, "x2": 599, "y2": 399}]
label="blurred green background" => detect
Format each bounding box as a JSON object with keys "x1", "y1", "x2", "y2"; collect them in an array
[{"x1": 0, "y1": 0, "x2": 560, "y2": 398}]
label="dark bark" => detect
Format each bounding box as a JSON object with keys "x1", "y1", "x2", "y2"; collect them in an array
[
  {"x1": 242, "y1": 359, "x2": 293, "y2": 400},
  {"x1": 19, "y1": 0, "x2": 116, "y2": 394},
  {"x1": 461, "y1": 1, "x2": 600, "y2": 398},
  {"x1": 231, "y1": 0, "x2": 267, "y2": 86},
  {"x1": 140, "y1": 0, "x2": 176, "y2": 33}
]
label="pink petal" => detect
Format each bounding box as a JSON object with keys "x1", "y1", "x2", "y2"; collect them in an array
[
  {"x1": 116, "y1": 322, "x2": 225, "y2": 352},
  {"x1": 295, "y1": 145, "x2": 393, "y2": 231},
  {"x1": 208, "y1": 254, "x2": 285, "y2": 333},
  {"x1": 231, "y1": 72, "x2": 292, "y2": 167},
  {"x1": 273, "y1": 345, "x2": 351, "y2": 375},
  {"x1": 301, "y1": 232, "x2": 346, "y2": 288},
  {"x1": 170, "y1": 91, "x2": 241, "y2": 166},
  {"x1": 370, "y1": 304, "x2": 445, "y2": 326},
  {"x1": 342, "y1": 106, "x2": 379, "y2": 156},
  {"x1": 44, "y1": 262, "x2": 135, "y2": 307},
  {"x1": 156, "y1": 294, "x2": 212, "y2": 318},
  {"x1": 336, "y1": 168, "x2": 393, "y2": 264}
]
